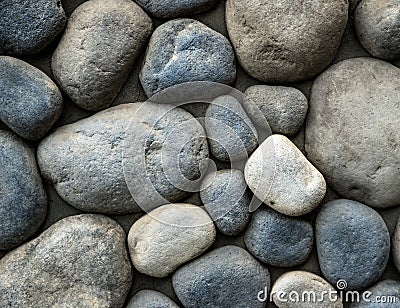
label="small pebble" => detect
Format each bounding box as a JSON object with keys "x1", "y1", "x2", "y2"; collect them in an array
[
  {"x1": 126, "y1": 290, "x2": 179, "y2": 308},
  {"x1": 350, "y1": 280, "x2": 400, "y2": 307}
]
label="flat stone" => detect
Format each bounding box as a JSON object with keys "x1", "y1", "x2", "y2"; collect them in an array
[
  {"x1": 305, "y1": 57, "x2": 400, "y2": 208},
  {"x1": 0, "y1": 214, "x2": 132, "y2": 307},
  {"x1": 355, "y1": 0, "x2": 400, "y2": 60},
  {"x1": 226, "y1": 0, "x2": 348, "y2": 82},
  {"x1": 244, "y1": 208, "x2": 313, "y2": 267},
  {"x1": 140, "y1": 19, "x2": 236, "y2": 97},
  {"x1": 316, "y1": 199, "x2": 390, "y2": 290},
  {"x1": 52, "y1": 0, "x2": 152, "y2": 111},
  {"x1": 200, "y1": 169, "x2": 251, "y2": 236},
  {"x1": 244, "y1": 85, "x2": 308, "y2": 136},
  {"x1": 0, "y1": 56, "x2": 63, "y2": 140},
  {"x1": 245, "y1": 134, "x2": 326, "y2": 216},
  {"x1": 0, "y1": 131, "x2": 47, "y2": 250},
  {"x1": 127, "y1": 203, "x2": 216, "y2": 278},
  {"x1": 172, "y1": 245, "x2": 270, "y2": 308},
  {"x1": 126, "y1": 290, "x2": 179, "y2": 308},
  {"x1": 393, "y1": 216, "x2": 400, "y2": 273},
  {"x1": 0, "y1": 0, "x2": 66, "y2": 55}
]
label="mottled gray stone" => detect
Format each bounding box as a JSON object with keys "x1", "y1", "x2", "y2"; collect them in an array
[
  {"x1": 127, "y1": 290, "x2": 179, "y2": 308},
  {"x1": 350, "y1": 280, "x2": 400, "y2": 307},
  {"x1": 306, "y1": 58, "x2": 400, "y2": 208},
  {"x1": 226, "y1": 0, "x2": 348, "y2": 83},
  {"x1": 173, "y1": 245, "x2": 270, "y2": 308},
  {"x1": 245, "y1": 134, "x2": 326, "y2": 216},
  {"x1": 316, "y1": 199, "x2": 390, "y2": 290},
  {"x1": 244, "y1": 208, "x2": 313, "y2": 267},
  {"x1": 200, "y1": 169, "x2": 251, "y2": 236},
  {"x1": 140, "y1": 19, "x2": 236, "y2": 97},
  {"x1": 0, "y1": 214, "x2": 132, "y2": 307},
  {"x1": 135, "y1": 0, "x2": 218, "y2": 18},
  {"x1": 355, "y1": 0, "x2": 400, "y2": 60},
  {"x1": 0, "y1": 131, "x2": 47, "y2": 250},
  {"x1": 393, "y1": 217, "x2": 400, "y2": 273},
  {"x1": 0, "y1": 56, "x2": 63, "y2": 140},
  {"x1": 0, "y1": 0, "x2": 66, "y2": 55},
  {"x1": 205, "y1": 95, "x2": 258, "y2": 162},
  {"x1": 52, "y1": 0, "x2": 152, "y2": 111},
  {"x1": 244, "y1": 85, "x2": 308, "y2": 136},
  {"x1": 127, "y1": 203, "x2": 216, "y2": 278}
]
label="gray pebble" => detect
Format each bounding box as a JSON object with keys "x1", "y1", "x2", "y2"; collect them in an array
[
  {"x1": 393, "y1": 216, "x2": 400, "y2": 273},
  {"x1": 0, "y1": 131, "x2": 47, "y2": 250},
  {"x1": 350, "y1": 280, "x2": 400, "y2": 307},
  {"x1": 0, "y1": 56, "x2": 63, "y2": 140},
  {"x1": 127, "y1": 290, "x2": 179, "y2": 308}
]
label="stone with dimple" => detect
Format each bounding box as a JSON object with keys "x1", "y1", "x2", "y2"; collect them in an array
[
  {"x1": 126, "y1": 290, "x2": 179, "y2": 308},
  {"x1": 350, "y1": 280, "x2": 400, "y2": 308}
]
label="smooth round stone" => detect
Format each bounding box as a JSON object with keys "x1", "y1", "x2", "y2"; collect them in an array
[
  {"x1": 225, "y1": 0, "x2": 348, "y2": 83},
  {"x1": 0, "y1": 56, "x2": 63, "y2": 140},
  {"x1": 128, "y1": 203, "x2": 216, "y2": 278},
  {"x1": 135, "y1": 0, "x2": 218, "y2": 18},
  {"x1": 0, "y1": 0, "x2": 66, "y2": 55},
  {"x1": 350, "y1": 280, "x2": 400, "y2": 308},
  {"x1": 140, "y1": 19, "x2": 236, "y2": 97},
  {"x1": 0, "y1": 131, "x2": 47, "y2": 250},
  {"x1": 0, "y1": 214, "x2": 132, "y2": 307},
  {"x1": 244, "y1": 85, "x2": 308, "y2": 136},
  {"x1": 271, "y1": 271, "x2": 343, "y2": 308},
  {"x1": 393, "y1": 217, "x2": 400, "y2": 272},
  {"x1": 38, "y1": 103, "x2": 208, "y2": 214},
  {"x1": 316, "y1": 199, "x2": 390, "y2": 290},
  {"x1": 200, "y1": 169, "x2": 251, "y2": 236},
  {"x1": 172, "y1": 245, "x2": 270, "y2": 308},
  {"x1": 127, "y1": 290, "x2": 179, "y2": 308},
  {"x1": 355, "y1": 0, "x2": 400, "y2": 60},
  {"x1": 205, "y1": 95, "x2": 258, "y2": 162},
  {"x1": 244, "y1": 208, "x2": 313, "y2": 267},
  {"x1": 245, "y1": 134, "x2": 326, "y2": 216},
  {"x1": 306, "y1": 58, "x2": 400, "y2": 208},
  {"x1": 52, "y1": 0, "x2": 152, "y2": 111}
]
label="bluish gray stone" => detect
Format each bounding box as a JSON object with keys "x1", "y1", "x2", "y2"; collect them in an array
[
  {"x1": 172, "y1": 245, "x2": 270, "y2": 308},
  {"x1": 140, "y1": 19, "x2": 236, "y2": 97},
  {"x1": 126, "y1": 290, "x2": 179, "y2": 308},
  {"x1": 350, "y1": 280, "x2": 400, "y2": 307},
  {"x1": 135, "y1": 0, "x2": 218, "y2": 18},
  {"x1": 0, "y1": 0, "x2": 66, "y2": 55},
  {"x1": 0, "y1": 130, "x2": 47, "y2": 250},
  {"x1": 200, "y1": 169, "x2": 251, "y2": 236},
  {"x1": 316, "y1": 199, "x2": 390, "y2": 290},
  {"x1": 244, "y1": 208, "x2": 313, "y2": 267},
  {"x1": 0, "y1": 56, "x2": 63, "y2": 140}
]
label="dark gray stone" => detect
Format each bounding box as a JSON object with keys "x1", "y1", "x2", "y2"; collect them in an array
[
  {"x1": 355, "y1": 0, "x2": 400, "y2": 60},
  {"x1": 306, "y1": 58, "x2": 400, "y2": 208},
  {"x1": 0, "y1": 131, "x2": 47, "y2": 250},
  {"x1": 0, "y1": 0, "x2": 66, "y2": 55},
  {"x1": 127, "y1": 290, "x2": 179, "y2": 308},
  {"x1": 0, "y1": 214, "x2": 132, "y2": 307},
  {"x1": 172, "y1": 245, "x2": 270, "y2": 308},
  {"x1": 0, "y1": 56, "x2": 63, "y2": 140},
  {"x1": 316, "y1": 199, "x2": 390, "y2": 290},
  {"x1": 140, "y1": 19, "x2": 236, "y2": 97},
  {"x1": 244, "y1": 208, "x2": 313, "y2": 267},
  {"x1": 200, "y1": 169, "x2": 251, "y2": 236},
  {"x1": 350, "y1": 280, "x2": 400, "y2": 307}
]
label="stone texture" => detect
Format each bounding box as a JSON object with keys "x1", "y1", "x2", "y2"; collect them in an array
[
  {"x1": 350, "y1": 0, "x2": 362, "y2": 11},
  {"x1": 52, "y1": 0, "x2": 152, "y2": 111},
  {"x1": 245, "y1": 134, "x2": 326, "y2": 216},
  {"x1": 393, "y1": 216, "x2": 400, "y2": 273},
  {"x1": 126, "y1": 290, "x2": 179, "y2": 308},
  {"x1": 200, "y1": 169, "x2": 251, "y2": 236},
  {"x1": 135, "y1": 0, "x2": 219, "y2": 18},
  {"x1": 244, "y1": 85, "x2": 308, "y2": 136},
  {"x1": 128, "y1": 203, "x2": 216, "y2": 278},
  {"x1": 173, "y1": 245, "x2": 270, "y2": 308},
  {"x1": 316, "y1": 199, "x2": 390, "y2": 290},
  {"x1": 355, "y1": 0, "x2": 400, "y2": 60},
  {"x1": 205, "y1": 95, "x2": 258, "y2": 162},
  {"x1": 0, "y1": 0, "x2": 66, "y2": 55},
  {"x1": 0, "y1": 56, "x2": 63, "y2": 140},
  {"x1": 306, "y1": 57, "x2": 400, "y2": 208},
  {"x1": 350, "y1": 280, "x2": 400, "y2": 307},
  {"x1": 0, "y1": 214, "x2": 132, "y2": 307},
  {"x1": 0, "y1": 131, "x2": 47, "y2": 250},
  {"x1": 225, "y1": 0, "x2": 348, "y2": 83},
  {"x1": 140, "y1": 19, "x2": 236, "y2": 97},
  {"x1": 271, "y1": 271, "x2": 343, "y2": 308},
  {"x1": 244, "y1": 208, "x2": 313, "y2": 267}
]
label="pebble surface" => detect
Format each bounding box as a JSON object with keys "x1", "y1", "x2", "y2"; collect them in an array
[
  {"x1": 126, "y1": 290, "x2": 179, "y2": 308},
  {"x1": 393, "y1": 216, "x2": 400, "y2": 273},
  {"x1": 350, "y1": 280, "x2": 400, "y2": 308}
]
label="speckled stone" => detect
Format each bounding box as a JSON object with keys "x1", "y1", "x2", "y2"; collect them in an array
[
  {"x1": 0, "y1": 56, "x2": 63, "y2": 140},
  {"x1": 173, "y1": 245, "x2": 270, "y2": 308},
  {"x1": 126, "y1": 290, "x2": 179, "y2": 308},
  {"x1": 316, "y1": 199, "x2": 390, "y2": 290},
  {"x1": 350, "y1": 280, "x2": 400, "y2": 307}
]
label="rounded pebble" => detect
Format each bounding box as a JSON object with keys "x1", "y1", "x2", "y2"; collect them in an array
[
  {"x1": 350, "y1": 280, "x2": 400, "y2": 307},
  {"x1": 126, "y1": 290, "x2": 179, "y2": 308},
  {"x1": 393, "y1": 216, "x2": 400, "y2": 273}
]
